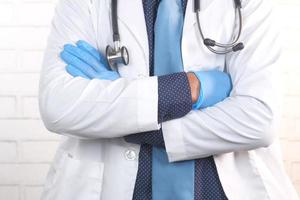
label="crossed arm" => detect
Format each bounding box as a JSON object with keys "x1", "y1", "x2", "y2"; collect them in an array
[
  {"x1": 39, "y1": 0, "x2": 279, "y2": 161},
  {"x1": 59, "y1": 40, "x2": 232, "y2": 148}
]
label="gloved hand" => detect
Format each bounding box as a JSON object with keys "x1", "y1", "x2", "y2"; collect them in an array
[
  {"x1": 192, "y1": 70, "x2": 232, "y2": 110},
  {"x1": 126, "y1": 70, "x2": 232, "y2": 147},
  {"x1": 60, "y1": 40, "x2": 120, "y2": 80}
]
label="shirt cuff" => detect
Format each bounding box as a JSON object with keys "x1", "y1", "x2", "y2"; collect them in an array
[
  {"x1": 157, "y1": 72, "x2": 193, "y2": 123},
  {"x1": 124, "y1": 129, "x2": 165, "y2": 147}
]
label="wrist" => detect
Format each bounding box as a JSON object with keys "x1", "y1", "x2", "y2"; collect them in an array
[{"x1": 187, "y1": 72, "x2": 200, "y2": 103}]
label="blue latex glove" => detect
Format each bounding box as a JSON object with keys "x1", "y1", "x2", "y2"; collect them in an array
[
  {"x1": 60, "y1": 40, "x2": 120, "y2": 80},
  {"x1": 192, "y1": 70, "x2": 232, "y2": 110}
]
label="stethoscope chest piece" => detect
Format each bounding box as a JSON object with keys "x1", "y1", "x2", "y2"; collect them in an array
[
  {"x1": 106, "y1": 43, "x2": 129, "y2": 70},
  {"x1": 106, "y1": 0, "x2": 129, "y2": 70}
]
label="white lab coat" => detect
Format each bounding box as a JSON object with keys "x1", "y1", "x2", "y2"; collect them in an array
[{"x1": 39, "y1": 0, "x2": 299, "y2": 199}]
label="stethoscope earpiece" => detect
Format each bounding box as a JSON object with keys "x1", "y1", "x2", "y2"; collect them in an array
[
  {"x1": 204, "y1": 39, "x2": 216, "y2": 47},
  {"x1": 232, "y1": 43, "x2": 244, "y2": 52},
  {"x1": 204, "y1": 39, "x2": 244, "y2": 53}
]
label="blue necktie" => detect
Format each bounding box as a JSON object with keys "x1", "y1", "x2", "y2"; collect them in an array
[
  {"x1": 132, "y1": 1, "x2": 229, "y2": 200},
  {"x1": 152, "y1": 0, "x2": 194, "y2": 199}
]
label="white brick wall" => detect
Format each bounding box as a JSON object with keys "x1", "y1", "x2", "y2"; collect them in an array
[
  {"x1": 0, "y1": 0, "x2": 299, "y2": 199},
  {"x1": 0, "y1": 0, "x2": 59, "y2": 199},
  {"x1": 276, "y1": 0, "x2": 300, "y2": 196}
]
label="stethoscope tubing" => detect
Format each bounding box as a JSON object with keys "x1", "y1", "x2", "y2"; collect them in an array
[
  {"x1": 111, "y1": 0, "x2": 120, "y2": 42},
  {"x1": 108, "y1": 0, "x2": 244, "y2": 69},
  {"x1": 194, "y1": 0, "x2": 244, "y2": 54}
]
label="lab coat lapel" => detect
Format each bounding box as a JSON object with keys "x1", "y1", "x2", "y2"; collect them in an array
[
  {"x1": 182, "y1": 0, "x2": 220, "y2": 31},
  {"x1": 182, "y1": 0, "x2": 200, "y2": 70}
]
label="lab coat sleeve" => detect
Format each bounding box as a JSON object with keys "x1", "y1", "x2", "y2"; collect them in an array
[
  {"x1": 39, "y1": 0, "x2": 160, "y2": 139},
  {"x1": 163, "y1": 0, "x2": 281, "y2": 162}
]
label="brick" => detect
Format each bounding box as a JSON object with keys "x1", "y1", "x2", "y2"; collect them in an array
[
  {"x1": 0, "y1": 163, "x2": 50, "y2": 185},
  {"x1": 281, "y1": 29, "x2": 300, "y2": 51},
  {"x1": 280, "y1": 50, "x2": 300, "y2": 71},
  {"x1": 294, "y1": 118, "x2": 300, "y2": 140},
  {"x1": 281, "y1": 141, "x2": 300, "y2": 161},
  {"x1": 0, "y1": 73, "x2": 39, "y2": 96},
  {"x1": 0, "y1": 50, "x2": 17, "y2": 71},
  {"x1": 0, "y1": 27, "x2": 49, "y2": 49},
  {"x1": 277, "y1": 5, "x2": 300, "y2": 30},
  {"x1": 22, "y1": 96, "x2": 40, "y2": 119},
  {"x1": 283, "y1": 70, "x2": 300, "y2": 96},
  {"x1": 24, "y1": 186, "x2": 43, "y2": 200},
  {"x1": 0, "y1": 186, "x2": 19, "y2": 200},
  {"x1": 0, "y1": 164, "x2": 22, "y2": 184},
  {"x1": 0, "y1": 141, "x2": 17, "y2": 163},
  {"x1": 279, "y1": 117, "x2": 295, "y2": 139},
  {"x1": 0, "y1": 3, "x2": 14, "y2": 25},
  {"x1": 16, "y1": 3, "x2": 55, "y2": 26},
  {"x1": 281, "y1": 96, "x2": 300, "y2": 118},
  {"x1": 0, "y1": 96, "x2": 17, "y2": 118},
  {"x1": 0, "y1": 119, "x2": 60, "y2": 140},
  {"x1": 292, "y1": 162, "x2": 300, "y2": 182},
  {"x1": 282, "y1": 160, "x2": 291, "y2": 177},
  {"x1": 21, "y1": 50, "x2": 44, "y2": 72},
  {"x1": 20, "y1": 141, "x2": 59, "y2": 163}
]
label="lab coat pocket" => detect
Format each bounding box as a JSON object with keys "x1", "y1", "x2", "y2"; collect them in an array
[{"x1": 42, "y1": 151, "x2": 104, "y2": 200}]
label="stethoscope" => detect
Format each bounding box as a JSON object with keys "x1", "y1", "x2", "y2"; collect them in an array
[
  {"x1": 106, "y1": 0, "x2": 129, "y2": 70},
  {"x1": 106, "y1": 0, "x2": 244, "y2": 69},
  {"x1": 194, "y1": 0, "x2": 244, "y2": 54}
]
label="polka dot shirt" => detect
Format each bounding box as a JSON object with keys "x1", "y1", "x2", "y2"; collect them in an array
[{"x1": 125, "y1": 0, "x2": 228, "y2": 199}]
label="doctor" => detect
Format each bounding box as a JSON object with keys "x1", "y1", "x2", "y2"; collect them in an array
[{"x1": 39, "y1": 0, "x2": 299, "y2": 199}]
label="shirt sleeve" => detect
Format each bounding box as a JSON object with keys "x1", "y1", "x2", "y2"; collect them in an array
[
  {"x1": 124, "y1": 72, "x2": 193, "y2": 146},
  {"x1": 124, "y1": 129, "x2": 165, "y2": 147},
  {"x1": 157, "y1": 72, "x2": 193, "y2": 123}
]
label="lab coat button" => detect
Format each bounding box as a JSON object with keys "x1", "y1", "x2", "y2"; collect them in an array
[{"x1": 125, "y1": 149, "x2": 137, "y2": 161}]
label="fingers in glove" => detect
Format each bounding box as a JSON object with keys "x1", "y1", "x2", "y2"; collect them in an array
[
  {"x1": 95, "y1": 71, "x2": 120, "y2": 80},
  {"x1": 66, "y1": 65, "x2": 90, "y2": 79},
  {"x1": 63, "y1": 44, "x2": 107, "y2": 73},
  {"x1": 76, "y1": 40, "x2": 110, "y2": 70},
  {"x1": 61, "y1": 51, "x2": 99, "y2": 78}
]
